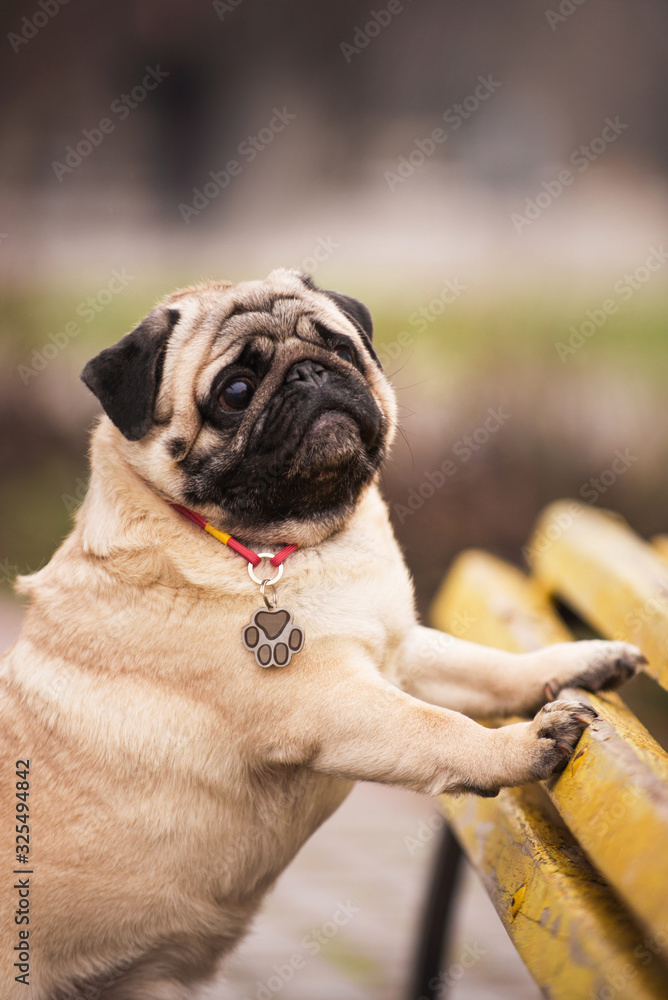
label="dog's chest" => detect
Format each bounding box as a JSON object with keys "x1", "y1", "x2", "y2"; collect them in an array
[{"x1": 276, "y1": 534, "x2": 416, "y2": 669}]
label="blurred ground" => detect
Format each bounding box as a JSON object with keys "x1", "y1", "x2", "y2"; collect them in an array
[{"x1": 209, "y1": 782, "x2": 540, "y2": 1000}]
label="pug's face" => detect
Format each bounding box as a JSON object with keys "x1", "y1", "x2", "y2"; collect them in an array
[{"x1": 81, "y1": 269, "x2": 397, "y2": 545}]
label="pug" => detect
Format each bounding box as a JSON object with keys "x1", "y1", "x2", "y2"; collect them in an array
[{"x1": 0, "y1": 268, "x2": 645, "y2": 999}]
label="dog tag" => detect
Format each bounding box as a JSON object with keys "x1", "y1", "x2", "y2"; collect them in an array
[
  {"x1": 243, "y1": 605, "x2": 305, "y2": 668},
  {"x1": 244, "y1": 554, "x2": 304, "y2": 668}
]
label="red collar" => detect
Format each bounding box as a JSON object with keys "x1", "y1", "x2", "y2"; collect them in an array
[{"x1": 170, "y1": 502, "x2": 298, "y2": 568}]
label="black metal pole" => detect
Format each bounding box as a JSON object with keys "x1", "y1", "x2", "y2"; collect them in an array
[{"x1": 406, "y1": 821, "x2": 465, "y2": 1000}]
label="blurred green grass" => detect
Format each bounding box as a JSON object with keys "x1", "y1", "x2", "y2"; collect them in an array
[
  {"x1": 374, "y1": 293, "x2": 668, "y2": 374},
  {"x1": 3, "y1": 282, "x2": 668, "y2": 369}
]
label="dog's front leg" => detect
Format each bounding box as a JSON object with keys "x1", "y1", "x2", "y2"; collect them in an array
[
  {"x1": 394, "y1": 625, "x2": 646, "y2": 718},
  {"x1": 305, "y1": 672, "x2": 596, "y2": 797}
]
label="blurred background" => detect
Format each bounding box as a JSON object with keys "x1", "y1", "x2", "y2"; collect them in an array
[{"x1": 1, "y1": 1, "x2": 667, "y2": 997}]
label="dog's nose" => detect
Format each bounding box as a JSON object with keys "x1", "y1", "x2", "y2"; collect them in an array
[{"x1": 285, "y1": 360, "x2": 328, "y2": 388}]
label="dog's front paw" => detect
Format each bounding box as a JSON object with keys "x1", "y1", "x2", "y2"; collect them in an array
[
  {"x1": 449, "y1": 700, "x2": 596, "y2": 798},
  {"x1": 527, "y1": 699, "x2": 598, "y2": 778},
  {"x1": 243, "y1": 608, "x2": 304, "y2": 668},
  {"x1": 477, "y1": 699, "x2": 598, "y2": 794},
  {"x1": 540, "y1": 639, "x2": 646, "y2": 702}
]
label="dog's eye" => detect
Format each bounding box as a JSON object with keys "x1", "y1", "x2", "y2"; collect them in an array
[
  {"x1": 334, "y1": 346, "x2": 354, "y2": 364},
  {"x1": 219, "y1": 377, "x2": 255, "y2": 411}
]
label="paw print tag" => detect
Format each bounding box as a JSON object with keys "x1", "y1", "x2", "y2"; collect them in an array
[
  {"x1": 243, "y1": 606, "x2": 305, "y2": 668},
  {"x1": 243, "y1": 553, "x2": 305, "y2": 668}
]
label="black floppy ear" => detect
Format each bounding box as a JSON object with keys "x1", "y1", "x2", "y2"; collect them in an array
[
  {"x1": 322, "y1": 289, "x2": 381, "y2": 368},
  {"x1": 80, "y1": 307, "x2": 179, "y2": 441},
  {"x1": 322, "y1": 289, "x2": 374, "y2": 343}
]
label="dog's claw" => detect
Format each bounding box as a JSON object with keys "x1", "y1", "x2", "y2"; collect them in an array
[{"x1": 545, "y1": 681, "x2": 559, "y2": 702}]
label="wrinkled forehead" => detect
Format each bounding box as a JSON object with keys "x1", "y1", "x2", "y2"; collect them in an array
[
  {"x1": 157, "y1": 276, "x2": 367, "y2": 411},
  {"x1": 216, "y1": 292, "x2": 311, "y2": 348},
  {"x1": 196, "y1": 298, "x2": 328, "y2": 395}
]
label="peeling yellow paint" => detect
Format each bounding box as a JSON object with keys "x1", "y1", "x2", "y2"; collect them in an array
[
  {"x1": 440, "y1": 785, "x2": 668, "y2": 999},
  {"x1": 528, "y1": 501, "x2": 668, "y2": 691},
  {"x1": 431, "y1": 527, "x2": 668, "y2": 998},
  {"x1": 510, "y1": 881, "x2": 528, "y2": 919}
]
